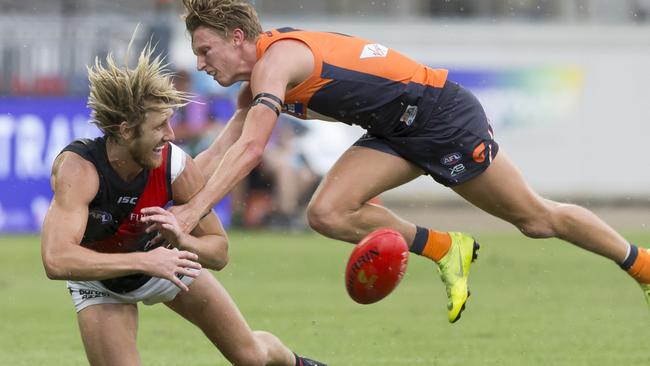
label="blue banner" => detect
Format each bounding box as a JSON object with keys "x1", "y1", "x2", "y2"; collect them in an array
[
  {"x1": 0, "y1": 98, "x2": 99, "y2": 233},
  {"x1": 0, "y1": 97, "x2": 230, "y2": 233}
]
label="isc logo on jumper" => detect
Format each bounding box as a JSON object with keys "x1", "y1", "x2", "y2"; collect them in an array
[
  {"x1": 360, "y1": 43, "x2": 388, "y2": 59},
  {"x1": 117, "y1": 196, "x2": 138, "y2": 205}
]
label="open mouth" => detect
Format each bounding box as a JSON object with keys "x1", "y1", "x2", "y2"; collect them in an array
[{"x1": 152, "y1": 144, "x2": 165, "y2": 154}]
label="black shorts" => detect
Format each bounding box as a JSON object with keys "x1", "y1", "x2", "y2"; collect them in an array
[{"x1": 354, "y1": 81, "x2": 499, "y2": 187}]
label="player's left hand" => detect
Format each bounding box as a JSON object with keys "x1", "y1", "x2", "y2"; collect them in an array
[
  {"x1": 168, "y1": 203, "x2": 202, "y2": 234},
  {"x1": 141, "y1": 206, "x2": 188, "y2": 247}
]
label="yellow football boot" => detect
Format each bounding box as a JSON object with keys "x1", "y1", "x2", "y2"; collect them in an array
[{"x1": 436, "y1": 232, "x2": 480, "y2": 323}]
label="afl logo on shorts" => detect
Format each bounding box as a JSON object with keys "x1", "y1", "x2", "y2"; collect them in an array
[{"x1": 440, "y1": 152, "x2": 462, "y2": 166}]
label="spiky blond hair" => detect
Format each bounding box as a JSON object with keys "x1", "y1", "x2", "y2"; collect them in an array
[
  {"x1": 182, "y1": 0, "x2": 262, "y2": 40},
  {"x1": 87, "y1": 42, "x2": 190, "y2": 140}
]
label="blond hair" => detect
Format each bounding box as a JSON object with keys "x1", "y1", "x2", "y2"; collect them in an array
[
  {"x1": 182, "y1": 0, "x2": 262, "y2": 40},
  {"x1": 87, "y1": 44, "x2": 190, "y2": 139}
]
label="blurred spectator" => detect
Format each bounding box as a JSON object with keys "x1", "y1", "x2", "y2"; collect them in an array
[
  {"x1": 169, "y1": 69, "x2": 234, "y2": 227},
  {"x1": 230, "y1": 117, "x2": 320, "y2": 231},
  {"x1": 261, "y1": 118, "x2": 320, "y2": 230},
  {"x1": 170, "y1": 69, "x2": 222, "y2": 157},
  {"x1": 220, "y1": 116, "x2": 383, "y2": 232}
]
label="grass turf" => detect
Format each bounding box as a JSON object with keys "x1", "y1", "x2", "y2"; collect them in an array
[{"x1": 0, "y1": 231, "x2": 648, "y2": 365}]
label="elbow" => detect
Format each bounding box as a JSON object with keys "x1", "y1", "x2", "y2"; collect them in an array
[
  {"x1": 242, "y1": 140, "x2": 265, "y2": 168},
  {"x1": 213, "y1": 242, "x2": 230, "y2": 271},
  {"x1": 211, "y1": 253, "x2": 229, "y2": 271},
  {"x1": 43, "y1": 257, "x2": 66, "y2": 280},
  {"x1": 208, "y1": 238, "x2": 230, "y2": 271}
]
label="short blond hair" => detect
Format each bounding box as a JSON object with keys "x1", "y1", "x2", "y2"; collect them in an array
[
  {"x1": 182, "y1": 0, "x2": 262, "y2": 40},
  {"x1": 87, "y1": 44, "x2": 190, "y2": 139}
]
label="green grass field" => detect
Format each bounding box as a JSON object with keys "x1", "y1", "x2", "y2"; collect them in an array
[{"x1": 1, "y1": 231, "x2": 648, "y2": 365}]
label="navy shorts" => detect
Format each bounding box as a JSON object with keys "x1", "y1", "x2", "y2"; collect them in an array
[{"x1": 354, "y1": 81, "x2": 499, "y2": 187}]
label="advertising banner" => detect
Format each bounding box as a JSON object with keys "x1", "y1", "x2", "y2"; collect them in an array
[
  {"x1": 0, "y1": 98, "x2": 230, "y2": 233},
  {"x1": 0, "y1": 98, "x2": 99, "y2": 233}
]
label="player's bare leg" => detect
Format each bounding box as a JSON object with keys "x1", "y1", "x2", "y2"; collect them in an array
[
  {"x1": 452, "y1": 150, "x2": 628, "y2": 260},
  {"x1": 307, "y1": 145, "x2": 479, "y2": 322},
  {"x1": 307, "y1": 146, "x2": 423, "y2": 244},
  {"x1": 452, "y1": 149, "x2": 650, "y2": 308},
  {"x1": 77, "y1": 303, "x2": 140, "y2": 366},
  {"x1": 165, "y1": 270, "x2": 324, "y2": 365}
]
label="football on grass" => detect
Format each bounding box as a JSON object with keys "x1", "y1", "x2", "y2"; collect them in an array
[{"x1": 345, "y1": 228, "x2": 409, "y2": 304}]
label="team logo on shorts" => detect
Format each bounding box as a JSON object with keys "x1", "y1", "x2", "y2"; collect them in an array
[
  {"x1": 440, "y1": 152, "x2": 462, "y2": 166},
  {"x1": 473, "y1": 142, "x2": 493, "y2": 163}
]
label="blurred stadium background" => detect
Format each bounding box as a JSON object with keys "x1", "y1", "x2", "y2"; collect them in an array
[
  {"x1": 1, "y1": 1, "x2": 649, "y2": 365},
  {"x1": 1, "y1": 0, "x2": 650, "y2": 233}
]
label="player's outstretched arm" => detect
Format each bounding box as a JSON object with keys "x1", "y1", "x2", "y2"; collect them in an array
[
  {"x1": 174, "y1": 40, "x2": 313, "y2": 232},
  {"x1": 41, "y1": 153, "x2": 201, "y2": 291},
  {"x1": 194, "y1": 82, "x2": 253, "y2": 179},
  {"x1": 142, "y1": 155, "x2": 229, "y2": 271}
]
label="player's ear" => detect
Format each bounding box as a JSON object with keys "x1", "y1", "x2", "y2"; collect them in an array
[
  {"x1": 231, "y1": 28, "x2": 245, "y2": 46},
  {"x1": 119, "y1": 121, "x2": 135, "y2": 141}
]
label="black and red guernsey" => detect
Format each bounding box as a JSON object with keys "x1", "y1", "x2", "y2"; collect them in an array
[{"x1": 61, "y1": 136, "x2": 174, "y2": 293}]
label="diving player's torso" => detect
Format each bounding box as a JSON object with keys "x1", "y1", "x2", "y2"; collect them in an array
[{"x1": 257, "y1": 28, "x2": 448, "y2": 134}]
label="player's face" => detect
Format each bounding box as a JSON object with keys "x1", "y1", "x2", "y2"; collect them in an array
[
  {"x1": 192, "y1": 26, "x2": 242, "y2": 87},
  {"x1": 128, "y1": 106, "x2": 175, "y2": 169}
]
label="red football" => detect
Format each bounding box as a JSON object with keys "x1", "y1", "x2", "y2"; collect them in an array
[{"x1": 345, "y1": 228, "x2": 409, "y2": 304}]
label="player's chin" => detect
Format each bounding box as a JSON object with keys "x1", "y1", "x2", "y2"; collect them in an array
[
  {"x1": 140, "y1": 154, "x2": 163, "y2": 169},
  {"x1": 216, "y1": 76, "x2": 235, "y2": 87}
]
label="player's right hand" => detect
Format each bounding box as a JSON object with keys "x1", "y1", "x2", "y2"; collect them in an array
[{"x1": 145, "y1": 246, "x2": 202, "y2": 291}]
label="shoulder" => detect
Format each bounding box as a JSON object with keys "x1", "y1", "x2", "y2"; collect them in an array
[
  {"x1": 61, "y1": 137, "x2": 102, "y2": 159},
  {"x1": 263, "y1": 39, "x2": 313, "y2": 62},
  {"x1": 51, "y1": 151, "x2": 99, "y2": 206},
  {"x1": 53, "y1": 151, "x2": 98, "y2": 183},
  {"x1": 170, "y1": 144, "x2": 204, "y2": 204},
  {"x1": 254, "y1": 40, "x2": 314, "y2": 87}
]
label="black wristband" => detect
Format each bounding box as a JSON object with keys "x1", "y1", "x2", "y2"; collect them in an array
[
  {"x1": 253, "y1": 92, "x2": 283, "y2": 106},
  {"x1": 252, "y1": 98, "x2": 280, "y2": 116}
]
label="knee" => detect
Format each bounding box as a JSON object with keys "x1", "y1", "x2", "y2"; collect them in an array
[
  {"x1": 228, "y1": 339, "x2": 268, "y2": 366},
  {"x1": 306, "y1": 198, "x2": 348, "y2": 235},
  {"x1": 511, "y1": 201, "x2": 561, "y2": 239}
]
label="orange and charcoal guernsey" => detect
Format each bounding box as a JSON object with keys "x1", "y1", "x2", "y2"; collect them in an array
[{"x1": 256, "y1": 27, "x2": 449, "y2": 136}]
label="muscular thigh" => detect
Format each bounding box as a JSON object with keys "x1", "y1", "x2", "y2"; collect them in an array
[
  {"x1": 165, "y1": 270, "x2": 257, "y2": 361},
  {"x1": 311, "y1": 146, "x2": 424, "y2": 208},
  {"x1": 77, "y1": 303, "x2": 139, "y2": 366},
  {"x1": 451, "y1": 149, "x2": 547, "y2": 222}
]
